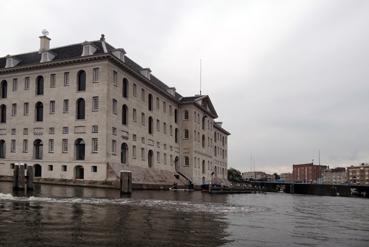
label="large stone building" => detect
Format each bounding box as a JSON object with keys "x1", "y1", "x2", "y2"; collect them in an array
[{"x1": 0, "y1": 34, "x2": 230, "y2": 188}]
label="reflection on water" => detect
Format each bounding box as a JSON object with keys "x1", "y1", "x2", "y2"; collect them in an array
[{"x1": 1, "y1": 182, "x2": 369, "y2": 247}]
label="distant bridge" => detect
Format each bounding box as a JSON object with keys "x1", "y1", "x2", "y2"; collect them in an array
[{"x1": 247, "y1": 181, "x2": 369, "y2": 198}]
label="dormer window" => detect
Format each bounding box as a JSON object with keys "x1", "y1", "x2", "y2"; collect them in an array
[
  {"x1": 140, "y1": 68, "x2": 151, "y2": 80},
  {"x1": 81, "y1": 41, "x2": 97, "y2": 56},
  {"x1": 40, "y1": 51, "x2": 55, "y2": 63},
  {"x1": 112, "y1": 49, "x2": 126, "y2": 62},
  {"x1": 5, "y1": 56, "x2": 20, "y2": 68}
]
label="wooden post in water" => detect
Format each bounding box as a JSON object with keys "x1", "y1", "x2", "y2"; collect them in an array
[
  {"x1": 12, "y1": 165, "x2": 19, "y2": 190},
  {"x1": 120, "y1": 171, "x2": 132, "y2": 194},
  {"x1": 26, "y1": 166, "x2": 34, "y2": 190},
  {"x1": 17, "y1": 164, "x2": 25, "y2": 190},
  {"x1": 290, "y1": 184, "x2": 295, "y2": 194}
]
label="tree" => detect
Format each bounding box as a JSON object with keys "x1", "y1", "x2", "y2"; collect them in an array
[{"x1": 228, "y1": 168, "x2": 243, "y2": 182}]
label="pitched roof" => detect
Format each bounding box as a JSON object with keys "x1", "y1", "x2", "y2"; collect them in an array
[{"x1": 0, "y1": 36, "x2": 230, "y2": 133}]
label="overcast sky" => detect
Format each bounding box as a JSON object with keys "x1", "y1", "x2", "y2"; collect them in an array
[{"x1": 1, "y1": 0, "x2": 369, "y2": 173}]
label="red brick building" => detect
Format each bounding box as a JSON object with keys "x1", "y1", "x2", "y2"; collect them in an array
[{"x1": 293, "y1": 163, "x2": 328, "y2": 183}]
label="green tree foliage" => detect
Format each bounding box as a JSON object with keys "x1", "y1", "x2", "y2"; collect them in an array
[{"x1": 228, "y1": 168, "x2": 243, "y2": 182}]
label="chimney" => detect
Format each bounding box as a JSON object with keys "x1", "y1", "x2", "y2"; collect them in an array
[{"x1": 39, "y1": 35, "x2": 51, "y2": 53}]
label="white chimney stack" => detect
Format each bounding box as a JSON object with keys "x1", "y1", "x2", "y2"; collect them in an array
[{"x1": 39, "y1": 30, "x2": 51, "y2": 52}]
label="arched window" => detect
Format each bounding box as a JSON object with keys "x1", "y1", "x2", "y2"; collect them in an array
[
  {"x1": 202, "y1": 116, "x2": 207, "y2": 130},
  {"x1": 0, "y1": 140, "x2": 5, "y2": 158},
  {"x1": 122, "y1": 78, "x2": 128, "y2": 98},
  {"x1": 0, "y1": 80, "x2": 7, "y2": 99},
  {"x1": 122, "y1": 105, "x2": 128, "y2": 125},
  {"x1": 184, "y1": 129, "x2": 189, "y2": 139},
  {"x1": 121, "y1": 143, "x2": 128, "y2": 164},
  {"x1": 0, "y1": 105, "x2": 6, "y2": 123},
  {"x1": 75, "y1": 165, "x2": 84, "y2": 179},
  {"x1": 148, "y1": 116, "x2": 153, "y2": 134},
  {"x1": 34, "y1": 164, "x2": 42, "y2": 177},
  {"x1": 75, "y1": 138, "x2": 85, "y2": 160},
  {"x1": 76, "y1": 98, "x2": 85, "y2": 120},
  {"x1": 148, "y1": 94, "x2": 153, "y2": 111},
  {"x1": 35, "y1": 102, "x2": 43, "y2": 122},
  {"x1": 33, "y1": 139, "x2": 43, "y2": 160},
  {"x1": 77, "y1": 70, "x2": 86, "y2": 91},
  {"x1": 174, "y1": 156, "x2": 179, "y2": 171},
  {"x1": 36, "y1": 76, "x2": 44, "y2": 95},
  {"x1": 185, "y1": 156, "x2": 189, "y2": 166},
  {"x1": 184, "y1": 110, "x2": 189, "y2": 120},
  {"x1": 148, "y1": 150, "x2": 153, "y2": 168},
  {"x1": 174, "y1": 109, "x2": 178, "y2": 123},
  {"x1": 202, "y1": 134, "x2": 205, "y2": 148},
  {"x1": 175, "y1": 128, "x2": 178, "y2": 143}
]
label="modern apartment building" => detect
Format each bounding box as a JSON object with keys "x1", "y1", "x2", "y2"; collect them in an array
[
  {"x1": 0, "y1": 34, "x2": 230, "y2": 187},
  {"x1": 347, "y1": 164, "x2": 369, "y2": 185},
  {"x1": 322, "y1": 167, "x2": 347, "y2": 184}
]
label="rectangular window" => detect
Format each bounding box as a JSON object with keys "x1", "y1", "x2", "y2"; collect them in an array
[
  {"x1": 112, "y1": 127, "x2": 117, "y2": 136},
  {"x1": 163, "y1": 101, "x2": 166, "y2": 113},
  {"x1": 49, "y1": 139, "x2": 54, "y2": 153},
  {"x1": 50, "y1": 74, "x2": 56, "y2": 88},
  {"x1": 12, "y1": 78, "x2": 18, "y2": 91},
  {"x1": 23, "y1": 103, "x2": 29, "y2": 116},
  {"x1": 112, "y1": 99, "x2": 117, "y2": 114},
  {"x1": 156, "y1": 97, "x2": 160, "y2": 111},
  {"x1": 23, "y1": 128, "x2": 28, "y2": 135},
  {"x1": 63, "y1": 127, "x2": 69, "y2": 134},
  {"x1": 156, "y1": 119, "x2": 160, "y2": 132},
  {"x1": 92, "y1": 96, "x2": 99, "y2": 112},
  {"x1": 92, "y1": 138, "x2": 98, "y2": 152},
  {"x1": 24, "y1": 77, "x2": 30, "y2": 90},
  {"x1": 49, "y1": 100, "x2": 55, "y2": 114},
  {"x1": 62, "y1": 165, "x2": 67, "y2": 172},
  {"x1": 141, "y1": 113, "x2": 145, "y2": 126},
  {"x1": 48, "y1": 165, "x2": 53, "y2": 171},
  {"x1": 23, "y1": 139, "x2": 28, "y2": 153},
  {"x1": 141, "y1": 88, "x2": 145, "y2": 101},
  {"x1": 132, "y1": 108, "x2": 137, "y2": 122},
  {"x1": 164, "y1": 153, "x2": 167, "y2": 165},
  {"x1": 163, "y1": 122, "x2": 167, "y2": 134},
  {"x1": 141, "y1": 148, "x2": 145, "y2": 161},
  {"x1": 11, "y1": 103, "x2": 16, "y2": 116},
  {"x1": 91, "y1": 166, "x2": 97, "y2": 172},
  {"x1": 92, "y1": 125, "x2": 98, "y2": 133},
  {"x1": 133, "y1": 83, "x2": 137, "y2": 96},
  {"x1": 93, "y1": 68, "x2": 99, "y2": 82},
  {"x1": 113, "y1": 71, "x2": 118, "y2": 86},
  {"x1": 64, "y1": 72, "x2": 69, "y2": 86},
  {"x1": 157, "y1": 152, "x2": 160, "y2": 163},
  {"x1": 169, "y1": 105, "x2": 172, "y2": 116},
  {"x1": 49, "y1": 127, "x2": 55, "y2": 134},
  {"x1": 62, "y1": 139, "x2": 68, "y2": 153},
  {"x1": 11, "y1": 139, "x2": 16, "y2": 153},
  {"x1": 63, "y1": 99, "x2": 69, "y2": 113},
  {"x1": 112, "y1": 140, "x2": 117, "y2": 154},
  {"x1": 132, "y1": 134, "x2": 137, "y2": 141},
  {"x1": 132, "y1": 145, "x2": 136, "y2": 159},
  {"x1": 11, "y1": 128, "x2": 16, "y2": 135}
]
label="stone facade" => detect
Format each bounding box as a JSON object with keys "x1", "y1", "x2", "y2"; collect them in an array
[{"x1": 0, "y1": 34, "x2": 230, "y2": 187}]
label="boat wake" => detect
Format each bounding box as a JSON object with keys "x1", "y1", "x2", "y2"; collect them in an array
[{"x1": 0, "y1": 193, "x2": 260, "y2": 215}]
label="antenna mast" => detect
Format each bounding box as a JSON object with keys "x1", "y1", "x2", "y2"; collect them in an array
[{"x1": 199, "y1": 59, "x2": 202, "y2": 95}]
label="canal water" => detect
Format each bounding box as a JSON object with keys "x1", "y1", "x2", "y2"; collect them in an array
[{"x1": 0, "y1": 182, "x2": 368, "y2": 247}]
